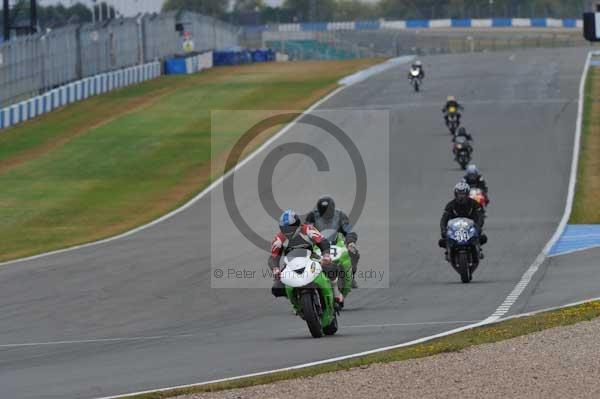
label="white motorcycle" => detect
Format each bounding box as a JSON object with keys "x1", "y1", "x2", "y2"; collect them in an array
[
  {"x1": 280, "y1": 248, "x2": 338, "y2": 338},
  {"x1": 409, "y1": 68, "x2": 422, "y2": 92}
]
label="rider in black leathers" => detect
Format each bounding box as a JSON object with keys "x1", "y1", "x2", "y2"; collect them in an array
[
  {"x1": 305, "y1": 196, "x2": 360, "y2": 288},
  {"x1": 452, "y1": 127, "x2": 473, "y2": 142},
  {"x1": 439, "y1": 182, "x2": 487, "y2": 259},
  {"x1": 452, "y1": 127, "x2": 473, "y2": 156}
]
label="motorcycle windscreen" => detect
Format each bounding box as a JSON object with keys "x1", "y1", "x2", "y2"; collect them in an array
[{"x1": 320, "y1": 228, "x2": 339, "y2": 244}]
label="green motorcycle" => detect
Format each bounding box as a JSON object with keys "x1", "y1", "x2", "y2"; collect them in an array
[
  {"x1": 281, "y1": 248, "x2": 339, "y2": 338},
  {"x1": 321, "y1": 229, "x2": 353, "y2": 304}
]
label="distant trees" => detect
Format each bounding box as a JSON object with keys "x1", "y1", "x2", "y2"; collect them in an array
[
  {"x1": 234, "y1": 0, "x2": 266, "y2": 13},
  {"x1": 162, "y1": 0, "x2": 229, "y2": 17},
  {"x1": 1, "y1": 1, "x2": 94, "y2": 32}
]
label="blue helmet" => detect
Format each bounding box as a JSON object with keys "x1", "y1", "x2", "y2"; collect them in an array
[{"x1": 279, "y1": 209, "x2": 300, "y2": 238}]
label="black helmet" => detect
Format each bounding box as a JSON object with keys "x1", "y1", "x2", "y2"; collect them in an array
[
  {"x1": 457, "y1": 127, "x2": 467, "y2": 136},
  {"x1": 316, "y1": 196, "x2": 335, "y2": 220},
  {"x1": 454, "y1": 182, "x2": 470, "y2": 204}
]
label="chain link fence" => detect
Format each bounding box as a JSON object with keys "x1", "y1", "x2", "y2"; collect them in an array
[
  {"x1": 0, "y1": 12, "x2": 240, "y2": 107},
  {"x1": 262, "y1": 29, "x2": 594, "y2": 61}
]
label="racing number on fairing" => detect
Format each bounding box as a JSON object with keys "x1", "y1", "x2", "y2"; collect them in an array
[
  {"x1": 330, "y1": 247, "x2": 338, "y2": 258},
  {"x1": 455, "y1": 229, "x2": 469, "y2": 242}
]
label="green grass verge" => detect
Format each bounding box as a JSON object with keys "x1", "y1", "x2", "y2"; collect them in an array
[
  {"x1": 120, "y1": 300, "x2": 600, "y2": 399},
  {"x1": 0, "y1": 59, "x2": 380, "y2": 261},
  {"x1": 570, "y1": 65, "x2": 599, "y2": 223}
]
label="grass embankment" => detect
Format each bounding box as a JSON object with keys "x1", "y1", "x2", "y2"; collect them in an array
[
  {"x1": 121, "y1": 300, "x2": 600, "y2": 399},
  {"x1": 0, "y1": 59, "x2": 380, "y2": 262},
  {"x1": 571, "y1": 66, "x2": 600, "y2": 223}
]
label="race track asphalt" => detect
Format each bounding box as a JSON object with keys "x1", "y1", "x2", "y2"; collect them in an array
[{"x1": 0, "y1": 48, "x2": 591, "y2": 399}]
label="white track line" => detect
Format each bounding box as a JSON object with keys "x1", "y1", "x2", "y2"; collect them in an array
[
  {"x1": 95, "y1": 52, "x2": 596, "y2": 399},
  {"x1": 0, "y1": 334, "x2": 197, "y2": 349},
  {"x1": 484, "y1": 50, "x2": 593, "y2": 323}
]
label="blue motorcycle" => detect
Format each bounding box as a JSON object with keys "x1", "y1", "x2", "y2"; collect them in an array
[{"x1": 444, "y1": 218, "x2": 481, "y2": 283}]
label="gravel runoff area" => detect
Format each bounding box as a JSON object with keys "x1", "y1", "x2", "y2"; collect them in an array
[{"x1": 179, "y1": 318, "x2": 600, "y2": 399}]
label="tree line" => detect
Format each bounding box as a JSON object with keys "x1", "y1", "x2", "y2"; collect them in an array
[{"x1": 0, "y1": 1, "x2": 121, "y2": 35}]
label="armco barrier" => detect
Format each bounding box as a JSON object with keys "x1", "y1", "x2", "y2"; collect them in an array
[
  {"x1": 0, "y1": 61, "x2": 161, "y2": 131},
  {"x1": 252, "y1": 17, "x2": 582, "y2": 33}
]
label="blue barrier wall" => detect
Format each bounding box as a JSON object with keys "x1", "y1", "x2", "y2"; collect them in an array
[
  {"x1": 164, "y1": 59, "x2": 188, "y2": 75},
  {"x1": 356, "y1": 21, "x2": 381, "y2": 30},
  {"x1": 406, "y1": 19, "x2": 430, "y2": 28},
  {"x1": 213, "y1": 48, "x2": 275, "y2": 66},
  {"x1": 451, "y1": 19, "x2": 472, "y2": 28},
  {"x1": 530, "y1": 18, "x2": 548, "y2": 27}
]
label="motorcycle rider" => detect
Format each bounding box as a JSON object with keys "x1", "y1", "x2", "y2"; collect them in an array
[
  {"x1": 442, "y1": 96, "x2": 464, "y2": 126},
  {"x1": 269, "y1": 209, "x2": 343, "y2": 303},
  {"x1": 408, "y1": 60, "x2": 425, "y2": 80},
  {"x1": 452, "y1": 127, "x2": 473, "y2": 156},
  {"x1": 453, "y1": 126, "x2": 473, "y2": 142},
  {"x1": 305, "y1": 196, "x2": 360, "y2": 288},
  {"x1": 463, "y1": 164, "x2": 489, "y2": 197},
  {"x1": 439, "y1": 182, "x2": 487, "y2": 259}
]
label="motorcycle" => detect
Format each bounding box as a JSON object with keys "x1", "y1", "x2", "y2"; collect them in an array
[
  {"x1": 320, "y1": 229, "x2": 353, "y2": 308},
  {"x1": 453, "y1": 135, "x2": 471, "y2": 170},
  {"x1": 441, "y1": 218, "x2": 481, "y2": 283},
  {"x1": 446, "y1": 106, "x2": 460, "y2": 135},
  {"x1": 409, "y1": 69, "x2": 422, "y2": 92},
  {"x1": 280, "y1": 248, "x2": 339, "y2": 338}
]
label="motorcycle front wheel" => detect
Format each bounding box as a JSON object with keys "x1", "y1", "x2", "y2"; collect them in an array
[
  {"x1": 300, "y1": 291, "x2": 324, "y2": 338},
  {"x1": 457, "y1": 251, "x2": 471, "y2": 283}
]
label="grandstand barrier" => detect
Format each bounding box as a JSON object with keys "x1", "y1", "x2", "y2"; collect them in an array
[{"x1": 247, "y1": 17, "x2": 583, "y2": 33}]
